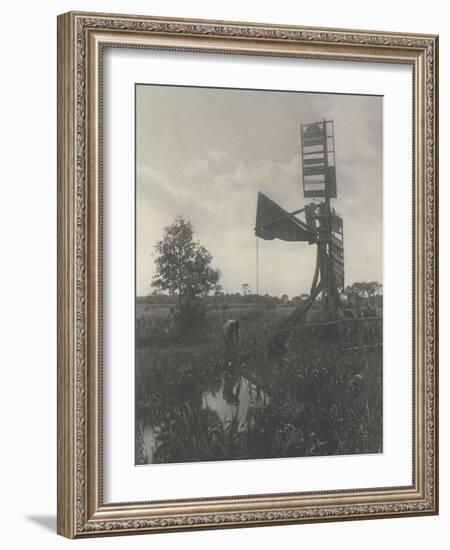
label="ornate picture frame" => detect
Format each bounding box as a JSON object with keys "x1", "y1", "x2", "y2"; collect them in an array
[{"x1": 57, "y1": 11, "x2": 438, "y2": 538}]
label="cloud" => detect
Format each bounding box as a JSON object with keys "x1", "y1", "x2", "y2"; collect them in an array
[
  {"x1": 136, "y1": 86, "x2": 383, "y2": 297},
  {"x1": 207, "y1": 149, "x2": 229, "y2": 162},
  {"x1": 138, "y1": 152, "x2": 319, "y2": 296}
]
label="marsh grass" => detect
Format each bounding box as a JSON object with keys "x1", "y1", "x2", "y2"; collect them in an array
[{"x1": 135, "y1": 305, "x2": 382, "y2": 464}]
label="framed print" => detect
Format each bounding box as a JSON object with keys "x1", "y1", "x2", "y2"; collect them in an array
[{"x1": 57, "y1": 11, "x2": 439, "y2": 538}]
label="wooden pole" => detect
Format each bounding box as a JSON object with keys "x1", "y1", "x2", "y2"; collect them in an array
[
  {"x1": 256, "y1": 235, "x2": 259, "y2": 295},
  {"x1": 321, "y1": 119, "x2": 339, "y2": 321}
]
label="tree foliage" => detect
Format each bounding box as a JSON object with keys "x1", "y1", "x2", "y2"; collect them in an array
[
  {"x1": 151, "y1": 216, "x2": 220, "y2": 305},
  {"x1": 349, "y1": 281, "x2": 382, "y2": 302}
]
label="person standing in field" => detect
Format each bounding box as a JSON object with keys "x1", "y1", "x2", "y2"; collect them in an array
[{"x1": 222, "y1": 319, "x2": 240, "y2": 349}]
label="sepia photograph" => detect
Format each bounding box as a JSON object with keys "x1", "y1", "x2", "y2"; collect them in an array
[
  {"x1": 55, "y1": 11, "x2": 438, "y2": 538},
  {"x1": 135, "y1": 84, "x2": 383, "y2": 466}
]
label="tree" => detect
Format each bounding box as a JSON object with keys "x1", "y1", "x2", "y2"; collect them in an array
[
  {"x1": 281, "y1": 294, "x2": 289, "y2": 303},
  {"x1": 350, "y1": 281, "x2": 382, "y2": 303},
  {"x1": 151, "y1": 216, "x2": 220, "y2": 307},
  {"x1": 213, "y1": 284, "x2": 223, "y2": 297},
  {"x1": 366, "y1": 282, "x2": 378, "y2": 305},
  {"x1": 242, "y1": 283, "x2": 251, "y2": 296},
  {"x1": 351, "y1": 282, "x2": 366, "y2": 298},
  {"x1": 213, "y1": 284, "x2": 224, "y2": 305}
]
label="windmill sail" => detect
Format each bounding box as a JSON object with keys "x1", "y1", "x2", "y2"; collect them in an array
[
  {"x1": 255, "y1": 192, "x2": 315, "y2": 242},
  {"x1": 301, "y1": 120, "x2": 337, "y2": 199}
]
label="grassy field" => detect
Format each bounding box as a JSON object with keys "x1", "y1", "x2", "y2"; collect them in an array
[{"x1": 135, "y1": 303, "x2": 382, "y2": 465}]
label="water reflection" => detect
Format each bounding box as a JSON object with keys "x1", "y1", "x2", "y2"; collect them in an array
[
  {"x1": 141, "y1": 427, "x2": 157, "y2": 464},
  {"x1": 139, "y1": 372, "x2": 268, "y2": 464},
  {"x1": 203, "y1": 374, "x2": 268, "y2": 424}
]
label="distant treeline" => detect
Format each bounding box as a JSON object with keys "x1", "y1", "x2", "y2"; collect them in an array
[
  {"x1": 137, "y1": 282, "x2": 382, "y2": 309},
  {"x1": 138, "y1": 293, "x2": 294, "y2": 306}
]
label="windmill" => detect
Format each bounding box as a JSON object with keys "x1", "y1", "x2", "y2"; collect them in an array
[{"x1": 254, "y1": 119, "x2": 344, "y2": 355}]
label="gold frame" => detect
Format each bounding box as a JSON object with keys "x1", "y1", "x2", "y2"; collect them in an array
[{"x1": 57, "y1": 11, "x2": 439, "y2": 538}]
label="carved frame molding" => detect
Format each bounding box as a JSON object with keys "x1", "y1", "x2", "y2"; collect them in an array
[{"x1": 57, "y1": 11, "x2": 438, "y2": 538}]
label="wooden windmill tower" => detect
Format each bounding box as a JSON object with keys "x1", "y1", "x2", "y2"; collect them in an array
[{"x1": 255, "y1": 119, "x2": 344, "y2": 354}]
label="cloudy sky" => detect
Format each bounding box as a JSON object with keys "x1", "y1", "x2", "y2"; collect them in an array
[{"x1": 136, "y1": 84, "x2": 382, "y2": 298}]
